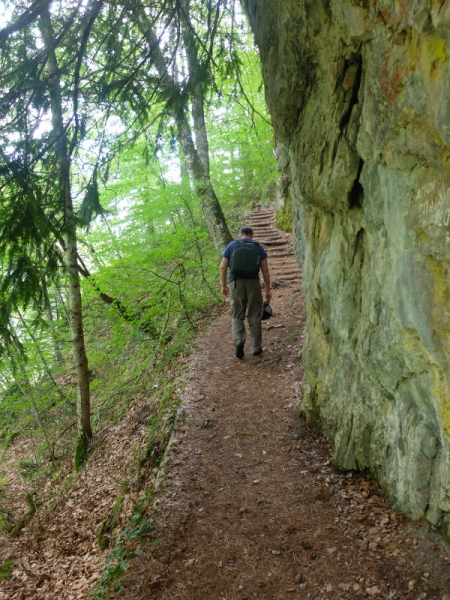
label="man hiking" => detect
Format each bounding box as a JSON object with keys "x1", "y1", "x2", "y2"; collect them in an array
[{"x1": 220, "y1": 226, "x2": 272, "y2": 359}]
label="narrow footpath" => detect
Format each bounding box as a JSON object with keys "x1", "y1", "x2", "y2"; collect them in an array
[{"x1": 121, "y1": 207, "x2": 450, "y2": 600}]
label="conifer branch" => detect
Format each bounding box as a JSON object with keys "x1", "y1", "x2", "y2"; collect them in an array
[{"x1": 0, "y1": 0, "x2": 50, "y2": 45}]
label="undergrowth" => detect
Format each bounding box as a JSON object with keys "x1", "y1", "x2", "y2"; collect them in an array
[
  {"x1": 0, "y1": 476, "x2": 8, "y2": 533},
  {"x1": 0, "y1": 290, "x2": 218, "y2": 591},
  {"x1": 0, "y1": 558, "x2": 13, "y2": 580},
  {"x1": 89, "y1": 502, "x2": 158, "y2": 598}
]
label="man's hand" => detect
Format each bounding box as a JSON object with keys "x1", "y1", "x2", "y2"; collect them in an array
[
  {"x1": 220, "y1": 257, "x2": 230, "y2": 297},
  {"x1": 260, "y1": 258, "x2": 271, "y2": 304}
]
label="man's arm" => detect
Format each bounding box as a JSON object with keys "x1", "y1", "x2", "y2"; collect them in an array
[
  {"x1": 220, "y1": 257, "x2": 229, "y2": 297},
  {"x1": 260, "y1": 258, "x2": 272, "y2": 302}
]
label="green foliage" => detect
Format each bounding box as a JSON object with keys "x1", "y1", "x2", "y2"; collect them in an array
[
  {"x1": 80, "y1": 147, "x2": 222, "y2": 345},
  {"x1": 0, "y1": 0, "x2": 274, "y2": 424},
  {"x1": 96, "y1": 496, "x2": 124, "y2": 551},
  {"x1": 18, "y1": 460, "x2": 39, "y2": 480},
  {"x1": 207, "y1": 43, "x2": 276, "y2": 222},
  {"x1": 78, "y1": 170, "x2": 105, "y2": 228},
  {"x1": 0, "y1": 172, "x2": 63, "y2": 320},
  {"x1": 0, "y1": 559, "x2": 13, "y2": 580},
  {"x1": 0, "y1": 475, "x2": 8, "y2": 533},
  {"x1": 90, "y1": 504, "x2": 156, "y2": 599},
  {"x1": 142, "y1": 386, "x2": 180, "y2": 470}
]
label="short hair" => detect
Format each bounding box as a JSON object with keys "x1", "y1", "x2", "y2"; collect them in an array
[{"x1": 240, "y1": 226, "x2": 253, "y2": 236}]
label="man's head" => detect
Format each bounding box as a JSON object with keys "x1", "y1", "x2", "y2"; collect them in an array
[{"x1": 239, "y1": 226, "x2": 253, "y2": 239}]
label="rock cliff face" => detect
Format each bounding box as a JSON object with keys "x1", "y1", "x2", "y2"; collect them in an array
[{"x1": 244, "y1": 0, "x2": 450, "y2": 532}]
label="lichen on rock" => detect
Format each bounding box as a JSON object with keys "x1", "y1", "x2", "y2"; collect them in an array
[{"x1": 246, "y1": 0, "x2": 450, "y2": 530}]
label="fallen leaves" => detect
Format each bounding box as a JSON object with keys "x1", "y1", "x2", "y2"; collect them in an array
[
  {"x1": 316, "y1": 487, "x2": 330, "y2": 500},
  {"x1": 366, "y1": 585, "x2": 381, "y2": 595},
  {"x1": 338, "y1": 582, "x2": 351, "y2": 591}
]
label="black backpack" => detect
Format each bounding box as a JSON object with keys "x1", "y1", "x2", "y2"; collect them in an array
[{"x1": 230, "y1": 240, "x2": 260, "y2": 278}]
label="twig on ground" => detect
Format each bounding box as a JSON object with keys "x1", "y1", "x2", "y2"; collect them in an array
[{"x1": 235, "y1": 460, "x2": 265, "y2": 470}]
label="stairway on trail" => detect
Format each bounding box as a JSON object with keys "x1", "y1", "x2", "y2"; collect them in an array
[{"x1": 246, "y1": 205, "x2": 302, "y2": 287}]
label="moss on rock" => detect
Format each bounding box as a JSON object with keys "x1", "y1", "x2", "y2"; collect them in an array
[{"x1": 275, "y1": 199, "x2": 293, "y2": 232}]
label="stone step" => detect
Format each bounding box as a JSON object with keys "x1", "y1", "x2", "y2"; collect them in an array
[
  {"x1": 269, "y1": 254, "x2": 294, "y2": 261},
  {"x1": 250, "y1": 207, "x2": 275, "y2": 214},
  {"x1": 259, "y1": 240, "x2": 286, "y2": 247},
  {"x1": 272, "y1": 268, "x2": 300, "y2": 275},
  {"x1": 247, "y1": 219, "x2": 275, "y2": 225},
  {"x1": 267, "y1": 253, "x2": 296, "y2": 260},
  {"x1": 270, "y1": 263, "x2": 299, "y2": 270},
  {"x1": 249, "y1": 223, "x2": 277, "y2": 235},
  {"x1": 271, "y1": 273, "x2": 302, "y2": 285},
  {"x1": 268, "y1": 245, "x2": 294, "y2": 254},
  {"x1": 260, "y1": 235, "x2": 287, "y2": 245},
  {"x1": 268, "y1": 246, "x2": 294, "y2": 252},
  {"x1": 271, "y1": 264, "x2": 299, "y2": 270},
  {"x1": 248, "y1": 219, "x2": 274, "y2": 225},
  {"x1": 248, "y1": 215, "x2": 274, "y2": 220},
  {"x1": 246, "y1": 205, "x2": 302, "y2": 287}
]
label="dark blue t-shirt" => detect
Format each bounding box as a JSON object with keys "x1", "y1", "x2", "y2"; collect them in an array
[{"x1": 222, "y1": 238, "x2": 268, "y2": 282}]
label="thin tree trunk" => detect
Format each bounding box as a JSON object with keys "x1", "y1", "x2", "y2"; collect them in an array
[
  {"x1": 10, "y1": 337, "x2": 55, "y2": 461},
  {"x1": 133, "y1": 3, "x2": 232, "y2": 250},
  {"x1": 44, "y1": 286, "x2": 64, "y2": 366},
  {"x1": 181, "y1": 194, "x2": 216, "y2": 295},
  {"x1": 16, "y1": 307, "x2": 65, "y2": 400},
  {"x1": 37, "y1": 255, "x2": 65, "y2": 366},
  {"x1": 39, "y1": 8, "x2": 92, "y2": 442},
  {"x1": 51, "y1": 276, "x2": 71, "y2": 329}
]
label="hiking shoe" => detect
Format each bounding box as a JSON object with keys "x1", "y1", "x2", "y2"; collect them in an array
[
  {"x1": 236, "y1": 344, "x2": 245, "y2": 359},
  {"x1": 253, "y1": 348, "x2": 263, "y2": 356}
]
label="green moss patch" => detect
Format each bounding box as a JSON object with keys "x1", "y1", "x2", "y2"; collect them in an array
[
  {"x1": 0, "y1": 559, "x2": 14, "y2": 580},
  {"x1": 275, "y1": 200, "x2": 293, "y2": 232}
]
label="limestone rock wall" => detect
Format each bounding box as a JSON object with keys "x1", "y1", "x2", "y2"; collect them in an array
[{"x1": 244, "y1": 0, "x2": 450, "y2": 531}]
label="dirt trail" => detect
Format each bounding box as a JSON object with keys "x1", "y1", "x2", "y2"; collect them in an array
[{"x1": 121, "y1": 207, "x2": 450, "y2": 600}]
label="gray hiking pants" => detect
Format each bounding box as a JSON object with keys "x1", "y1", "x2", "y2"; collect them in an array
[{"x1": 229, "y1": 279, "x2": 263, "y2": 353}]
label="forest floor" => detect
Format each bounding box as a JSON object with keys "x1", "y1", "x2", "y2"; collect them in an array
[{"x1": 1, "y1": 207, "x2": 450, "y2": 599}]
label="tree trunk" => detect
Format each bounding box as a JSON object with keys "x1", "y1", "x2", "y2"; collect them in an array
[
  {"x1": 39, "y1": 7, "x2": 92, "y2": 442},
  {"x1": 133, "y1": 3, "x2": 232, "y2": 250},
  {"x1": 180, "y1": 0, "x2": 210, "y2": 175},
  {"x1": 42, "y1": 279, "x2": 64, "y2": 366}
]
